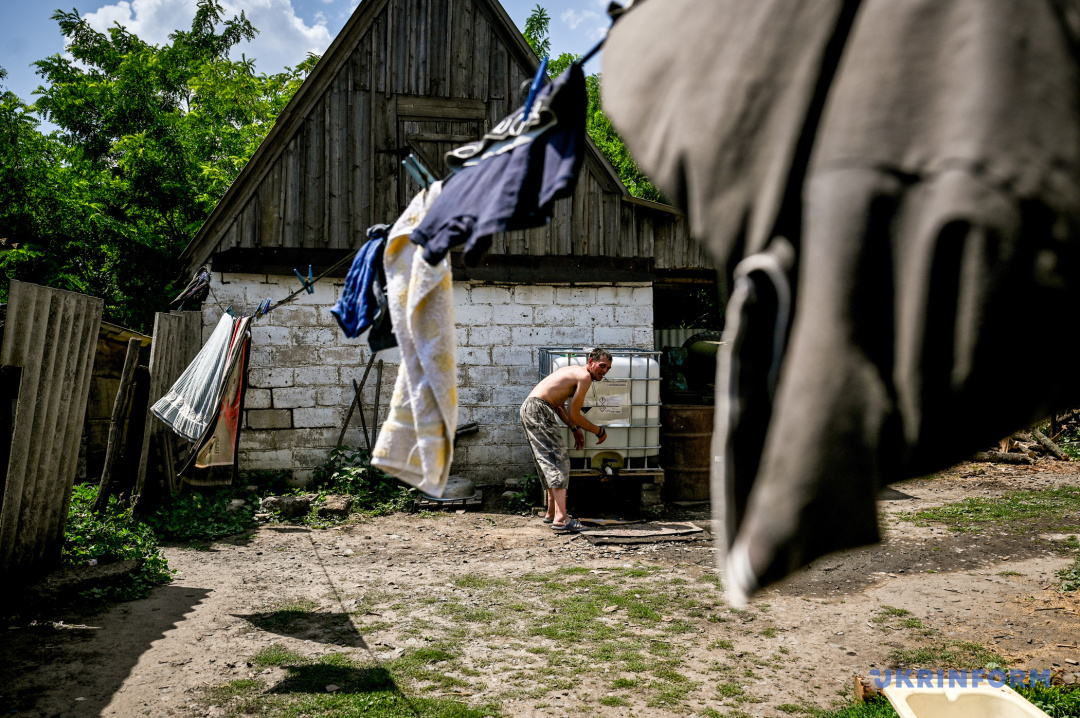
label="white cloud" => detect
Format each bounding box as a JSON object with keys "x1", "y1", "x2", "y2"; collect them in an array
[
  {"x1": 560, "y1": 8, "x2": 599, "y2": 31},
  {"x1": 81, "y1": 0, "x2": 333, "y2": 75}
]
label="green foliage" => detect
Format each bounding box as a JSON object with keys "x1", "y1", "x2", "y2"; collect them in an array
[
  {"x1": 1057, "y1": 555, "x2": 1080, "y2": 592},
  {"x1": 900, "y1": 487, "x2": 1080, "y2": 533},
  {"x1": 522, "y1": 5, "x2": 551, "y2": 58},
  {"x1": 310, "y1": 445, "x2": 412, "y2": 515},
  {"x1": 145, "y1": 487, "x2": 258, "y2": 541},
  {"x1": 506, "y1": 474, "x2": 542, "y2": 515},
  {"x1": 520, "y1": 8, "x2": 663, "y2": 203},
  {"x1": 1014, "y1": 681, "x2": 1080, "y2": 718},
  {"x1": 62, "y1": 484, "x2": 173, "y2": 602},
  {"x1": 1, "y1": 0, "x2": 314, "y2": 330}
]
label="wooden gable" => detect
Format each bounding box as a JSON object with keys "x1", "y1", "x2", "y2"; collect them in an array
[{"x1": 179, "y1": 0, "x2": 713, "y2": 276}]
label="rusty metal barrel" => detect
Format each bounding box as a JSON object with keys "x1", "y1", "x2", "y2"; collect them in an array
[{"x1": 659, "y1": 404, "x2": 714, "y2": 501}]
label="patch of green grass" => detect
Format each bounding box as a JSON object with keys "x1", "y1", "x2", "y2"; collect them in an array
[
  {"x1": 717, "y1": 681, "x2": 744, "y2": 697},
  {"x1": 901, "y1": 618, "x2": 924, "y2": 629},
  {"x1": 888, "y1": 640, "x2": 1003, "y2": 669},
  {"x1": 1057, "y1": 556, "x2": 1080, "y2": 592},
  {"x1": 777, "y1": 704, "x2": 816, "y2": 715},
  {"x1": 453, "y1": 574, "x2": 506, "y2": 590},
  {"x1": 612, "y1": 677, "x2": 639, "y2": 689},
  {"x1": 205, "y1": 678, "x2": 263, "y2": 703},
  {"x1": 761, "y1": 627, "x2": 777, "y2": 638},
  {"x1": 438, "y1": 600, "x2": 496, "y2": 624},
  {"x1": 600, "y1": 695, "x2": 629, "y2": 706},
  {"x1": 709, "y1": 639, "x2": 734, "y2": 650},
  {"x1": 901, "y1": 487, "x2": 1080, "y2": 533},
  {"x1": 249, "y1": 653, "x2": 497, "y2": 716},
  {"x1": 998, "y1": 571, "x2": 1022, "y2": 577},
  {"x1": 252, "y1": 644, "x2": 309, "y2": 668},
  {"x1": 699, "y1": 574, "x2": 724, "y2": 589},
  {"x1": 879, "y1": 606, "x2": 911, "y2": 617}
]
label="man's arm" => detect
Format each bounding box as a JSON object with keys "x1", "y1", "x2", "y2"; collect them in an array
[
  {"x1": 567, "y1": 372, "x2": 607, "y2": 443},
  {"x1": 553, "y1": 404, "x2": 587, "y2": 450}
]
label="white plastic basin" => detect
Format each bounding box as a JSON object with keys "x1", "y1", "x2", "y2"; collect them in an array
[{"x1": 883, "y1": 684, "x2": 1050, "y2": 718}]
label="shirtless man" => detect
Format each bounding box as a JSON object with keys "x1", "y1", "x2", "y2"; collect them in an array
[{"x1": 519, "y1": 348, "x2": 612, "y2": 532}]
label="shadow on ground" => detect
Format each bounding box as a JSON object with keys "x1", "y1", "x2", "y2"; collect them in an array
[
  {"x1": 234, "y1": 610, "x2": 369, "y2": 648},
  {"x1": 0, "y1": 584, "x2": 211, "y2": 717}
]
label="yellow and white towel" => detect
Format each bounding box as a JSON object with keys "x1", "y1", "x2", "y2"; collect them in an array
[{"x1": 371, "y1": 182, "x2": 458, "y2": 497}]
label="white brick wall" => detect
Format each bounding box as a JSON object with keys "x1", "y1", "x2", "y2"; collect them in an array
[{"x1": 211, "y1": 271, "x2": 653, "y2": 486}]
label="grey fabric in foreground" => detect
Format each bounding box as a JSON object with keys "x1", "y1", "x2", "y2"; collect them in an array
[{"x1": 604, "y1": 0, "x2": 1080, "y2": 604}]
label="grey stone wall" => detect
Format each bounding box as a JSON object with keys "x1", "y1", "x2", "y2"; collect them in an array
[{"x1": 204, "y1": 272, "x2": 652, "y2": 486}]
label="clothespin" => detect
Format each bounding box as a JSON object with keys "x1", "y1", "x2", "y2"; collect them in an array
[
  {"x1": 522, "y1": 55, "x2": 549, "y2": 119},
  {"x1": 224, "y1": 305, "x2": 235, "y2": 318},
  {"x1": 402, "y1": 156, "x2": 428, "y2": 189},
  {"x1": 254, "y1": 298, "x2": 271, "y2": 317},
  {"x1": 294, "y1": 265, "x2": 315, "y2": 294},
  {"x1": 402, "y1": 154, "x2": 439, "y2": 190}
]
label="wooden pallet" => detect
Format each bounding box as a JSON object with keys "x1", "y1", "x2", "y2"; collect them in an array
[{"x1": 413, "y1": 490, "x2": 483, "y2": 511}]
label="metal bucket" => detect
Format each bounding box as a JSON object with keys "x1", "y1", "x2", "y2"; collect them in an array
[{"x1": 659, "y1": 404, "x2": 714, "y2": 501}]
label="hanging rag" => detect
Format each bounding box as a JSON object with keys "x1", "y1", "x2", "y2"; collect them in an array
[
  {"x1": 371, "y1": 182, "x2": 459, "y2": 497},
  {"x1": 330, "y1": 224, "x2": 397, "y2": 351},
  {"x1": 409, "y1": 63, "x2": 588, "y2": 266},
  {"x1": 151, "y1": 314, "x2": 239, "y2": 442},
  {"x1": 185, "y1": 316, "x2": 253, "y2": 484},
  {"x1": 603, "y1": 0, "x2": 1080, "y2": 605}
]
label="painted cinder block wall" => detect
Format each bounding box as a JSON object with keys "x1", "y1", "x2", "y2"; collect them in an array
[{"x1": 203, "y1": 272, "x2": 653, "y2": 486}]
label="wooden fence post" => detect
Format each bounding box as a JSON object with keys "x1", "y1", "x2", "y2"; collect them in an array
[{"x1": 94, "y1": 338, "x2": 141, "y2": 514}]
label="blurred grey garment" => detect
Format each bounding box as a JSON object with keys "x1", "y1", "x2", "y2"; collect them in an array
[
  {"x1": 604, "y1": 0, "x2": 1080, "y2": 604},
  {"x1": 520, "y1": 397, "x2": 570, "y2": 490},
  {"x1": 151, "y1": 314, "x2": 237, "y2": 442}
]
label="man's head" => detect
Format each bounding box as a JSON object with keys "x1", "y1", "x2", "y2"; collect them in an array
[{"x1": 586, "y1": 347, "x2": 612, "y2": 381}]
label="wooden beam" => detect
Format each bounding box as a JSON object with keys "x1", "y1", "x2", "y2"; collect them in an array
[
  {"x1": 211, "y1": 247, "x2": 357, "y2": 278},
  {"x1": 94, "y1": 338, "x2": 141, "y2": 514},
  {"x1": 396, "y1": 95, "x2": 487, "y2": 120},
  {"x1": 450, "y1": 254, "x2": 653, "y2": 283}
]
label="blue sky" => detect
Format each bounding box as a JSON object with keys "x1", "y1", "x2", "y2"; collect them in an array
[{"x1": 0, "y1": 0, "x2": 609, "y2": 107}]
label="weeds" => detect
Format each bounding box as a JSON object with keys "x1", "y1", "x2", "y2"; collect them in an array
[
  {"x1": 61, "y1": 484, "x2": 173, "y2": 603},
  {"x1": 505, "y1": 474, "x2": 542, "y2": 515},
  {"x1": 900, "y1": 487, "x2": 1080, "y2": 533},
  {"x1": 309, "y1": 445, "x2": 412, "y2": 516}
]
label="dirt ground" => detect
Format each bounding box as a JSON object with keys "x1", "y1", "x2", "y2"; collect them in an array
[{"x1": 4, "y1": 461, "x2": 1080, "y2": 718}]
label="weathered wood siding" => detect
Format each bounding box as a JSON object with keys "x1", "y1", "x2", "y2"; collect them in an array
[
  {"x1": 185, "y1": 0, "x2": 714, "y2": 273},
  {"x1": 0, "y1": 281, "x2": 102, "y2": 581},
  {"x1": 135, "y1": 311, "x2": 203, "y2": 496}
]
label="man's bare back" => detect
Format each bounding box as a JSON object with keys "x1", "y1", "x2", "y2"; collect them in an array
[
  {"x1": 527, "y1": 356, "x2": 612, "y2": 438},
  {"x1": 528, "y1": 365, "x2": 592, "y2": 407}
]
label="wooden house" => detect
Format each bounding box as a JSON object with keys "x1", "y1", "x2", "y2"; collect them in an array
[{"x1": 178, "y1": 0, "x2": 716, "y2": 487}]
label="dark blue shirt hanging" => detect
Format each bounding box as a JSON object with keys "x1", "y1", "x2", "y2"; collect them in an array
[
  {"x1": 330, "y1": 224, "x2": 397, "y2": 351},
  {"x1": 409, "y1": 63, "x2": 588, "y2": 266}
]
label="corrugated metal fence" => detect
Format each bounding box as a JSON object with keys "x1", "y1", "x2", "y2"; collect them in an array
[
  {"x1": 654, "y1": 328, "x2": 711, "y2": 351},
  {"x1": 0, "y1": 281, "x2": 103, "y2": 580},
  {"x1": 135, "y1": 311, "x2": 202, "y2": 497}
]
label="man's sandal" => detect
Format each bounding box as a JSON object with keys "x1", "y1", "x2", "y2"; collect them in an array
[{"x1": 552, "y1": 517, "x2": 584, "y2": 533}]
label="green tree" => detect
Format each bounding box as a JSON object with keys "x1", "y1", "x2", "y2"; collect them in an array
[
  {"x1": 522, "y1": 6, "x2": 662, "y2": 203},
  {"x1": 1, "y1": 0, "x2": 315, "y2": 330},
  {"x1": 522, "y1": 4, "x2": 551, "y2": 58}
]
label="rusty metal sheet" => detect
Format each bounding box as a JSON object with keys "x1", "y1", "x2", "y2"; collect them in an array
[{"x1": 0, "y1": 281, "x2": 102, "y2": 580}]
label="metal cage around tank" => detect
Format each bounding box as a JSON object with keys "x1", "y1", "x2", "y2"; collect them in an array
[{"x1": 537, "y1": 347, "x2": 662, "y2": 472}]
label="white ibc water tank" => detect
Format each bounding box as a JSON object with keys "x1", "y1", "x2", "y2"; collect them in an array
[{"x1": 548, "y1": 350, "x2": 660, "y2": 464}]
